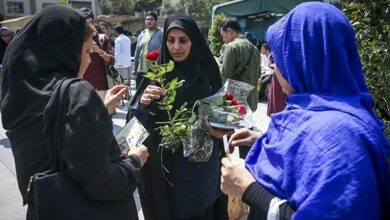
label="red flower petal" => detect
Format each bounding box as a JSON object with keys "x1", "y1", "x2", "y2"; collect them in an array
[
  {"x1": 224, "y1": 91, "x2": 234, "y2": 100},
  {"x1": 237, "y1": 105, "x2": 246, "y2": 114},
  {"x1": 146, "y1": 50, "x2": 159, "y2": 61}
]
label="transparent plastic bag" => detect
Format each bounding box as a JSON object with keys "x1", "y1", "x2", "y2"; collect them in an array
[
  {"x1": 201, "y1": 79, "x2": 255, "y2": 129},
  {"x1": 183, "y1": 117, "x2": 214, "y2": 162},
  {"x1": 182, "y1": 79, "x2": 255, "y2": 162}
]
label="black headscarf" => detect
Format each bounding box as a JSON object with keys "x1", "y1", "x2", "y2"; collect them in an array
[
  {"x1": 160, "y1": 14, "x2": 222, "y2": 110},
  {"x1": 0, "y1": 5, "x2": 87, "y2": 129},
  {"x1": 0, "y1": 27, "x2": 12, "y2": 63}
]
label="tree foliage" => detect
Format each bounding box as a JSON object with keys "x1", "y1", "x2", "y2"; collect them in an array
[
  {"x1": 100, "y1": 0, "x2": 113, "y2": 15},
  {"x1": 343, "y1": 0, "x2": 390, "y2": 135},
  {"x1": 162, "y1": 2, "x2": 176, "y2": 15},
  {"x1": 134, "y1": 0, "x2": 161, "y2": 12},
  {"x1": 176, "y1": 0, "x2": 230, "y2": 26},
  {"x1": 208, "y1": 13, "x2": 225, "y2": 56},
  {"x1": 58, "y1": 0, "x2": 72, "y2": 8},
  {"x1": 119, "y1": 0, "x2": 135, "y2": 15}
]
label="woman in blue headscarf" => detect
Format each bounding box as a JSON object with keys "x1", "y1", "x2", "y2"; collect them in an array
[{"x1": 219, "y1": 2, "x2": 390, "y2": 220}]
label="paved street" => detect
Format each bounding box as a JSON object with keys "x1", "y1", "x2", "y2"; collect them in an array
[{"x1": 0, "y1": 89, "x2": 270, "y2": 219}]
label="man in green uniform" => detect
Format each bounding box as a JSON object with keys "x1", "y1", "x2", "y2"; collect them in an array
[{"x1": 219, "y1": 19, "x2": 260, "y2": 158}]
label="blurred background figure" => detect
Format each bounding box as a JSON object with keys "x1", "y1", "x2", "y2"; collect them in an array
[
  {"x1": 114, "y1": 25, "x2": 132, "y2": 86},
  {"x1": 99, "y1": 22, "x2": 115, "y2": 47},
  {"x1": 99, "y1": 22, "x2": 109, "y2": 35},
  {"x1": 1, "y1": 27, "x2": 13, "y2": 63},
  {"x1": 258, "y1": 43, "x2": 273, "y2": 102},
  {"x1": 132, "y1": 11, "x2": 163, "y2": 90},
  {"x1": 79, "y1": 7, "x2": 115, "y2": 102},
  {"x1": 244, "y1": 31, "x2": 258, "y2": 46}
]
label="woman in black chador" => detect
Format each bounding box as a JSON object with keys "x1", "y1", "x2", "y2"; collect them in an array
[
  {"x1": 0, "y1": 5, "x2": 148, "y2": 220},
  {"x1": 132, "y1": 14, "x2": 228, "y2": 220}
]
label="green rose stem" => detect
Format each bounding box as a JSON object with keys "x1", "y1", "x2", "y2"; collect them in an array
[{"x1": 145, "y1": 60, "x2": 192, "y2": 153}]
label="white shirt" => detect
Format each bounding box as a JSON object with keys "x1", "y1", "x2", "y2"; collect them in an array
[
  {"x1": 261, "y1": 53, "x2": 273, "y2": 76},
  {"x1": 114, "y1": 34, "x2": 132, "y2": 67}
]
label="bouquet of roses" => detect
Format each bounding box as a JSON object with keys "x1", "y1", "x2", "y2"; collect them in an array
[
  {"x1": 200, "y1": 79, "x2": 255, "y2": 129},
  {"x1": 182, "y1": 79, "x2": 255, "y2": 162}
]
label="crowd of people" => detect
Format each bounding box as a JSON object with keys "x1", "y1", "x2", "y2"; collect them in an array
[{"x1": 0, "y1": 2, "x2": 389, "y2": 220}]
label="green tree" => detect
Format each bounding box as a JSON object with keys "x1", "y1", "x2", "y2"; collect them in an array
[
  {"x1": 177, "y1": 0, "x2": 230, "y2": 27},
  {"x1": 208, "y1": 13, "x2": 225, "y2": 56},
  {"x1": 162, "y1": 2, "x2": 175, "y2": 15},
  {"x1": 58, "y1": 0, "x2": 72, "y2": 8},
  {"x1": 134, "y1": 0, "x2": 162, "y2": 12},
  {"x1": 343, "y1": 0, "x2": 390, "y2": 135},
  {"x1": 100, "y1": 0, "x2": 113, "y2": 15},
  {"x1": 119, "y1": 0, "x2": 135, "y2": 15}
]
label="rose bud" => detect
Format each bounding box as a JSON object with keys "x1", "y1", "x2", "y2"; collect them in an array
[
  {"x1": 231, "y1": 99, "x2": 240, "y2": 106},
  {"x1": 146, "y1": 50, "x2": 159, "y2": 61},
  {"x1": 237, "y1": 105, "x2": 246, "y2": 114},
  {"x1": 224, "y1": 91, "x2": 234, "y2": 100}
]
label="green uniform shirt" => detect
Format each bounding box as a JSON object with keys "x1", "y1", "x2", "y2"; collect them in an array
[{"x1": 221, "y1": 35, "x2": 260, "y2": 111}]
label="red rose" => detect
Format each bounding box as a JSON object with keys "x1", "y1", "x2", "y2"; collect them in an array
[
  {"x1": 237, "y1": 105, "x2": 246, "y2": 115},
  {"x1": 231, "y1": 99, "x2": 240, "y2": 106},
  {"x1": 146, "y1": 50, "x2": 159, "y2": 61},
  {"x1": 224, "y1": 91, "x2": 234, "y2": 100}
]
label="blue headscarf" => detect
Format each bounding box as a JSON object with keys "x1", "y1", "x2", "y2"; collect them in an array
[{"x1": 246, "y1": 2, "x2": 390, "y2": 219}]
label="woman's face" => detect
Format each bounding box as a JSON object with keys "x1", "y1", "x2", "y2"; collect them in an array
[
  {"x1": 166, "y1": 28, "x2": 192, "y2": 62},
  {"x1": 77, "y1": 37, "x2": 94, "y2": 78},
  {"x1": 274, "y1": 65, "x2": 294, "y2": 95},
  {"x1": 1, "y1": 30, "x2": 12, "y2": 44}
]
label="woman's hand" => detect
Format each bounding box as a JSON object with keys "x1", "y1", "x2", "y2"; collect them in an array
[
  {"x1": 140, "y1": 85, "x2": 165, "y2": 108},
  {"x1": 228, "y1": 128, "x2": 261, "y2": 153},
  {"x1": 128, "y1": 145, "x2": 149, "y2": 167},
  {"x1": 104, "y1": 85, "x2": 128, "y2": 115},
  {"x1": 221, "y1": 157, "x2": 256, "y2": 198},
  {"x1": 203, "y1": 118, "x2": 234, "y2": 139}
]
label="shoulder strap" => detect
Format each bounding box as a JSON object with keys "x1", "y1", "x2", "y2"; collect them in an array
[
  {"x1": 233, "y1": 46, "x2": 254, "y2": 80},
  {"x1": 52, "y1": 78, "x2": 80, "y2": 171},
  {"x1": 240, "y1": 46, "x2": 254, "y2": 75}
]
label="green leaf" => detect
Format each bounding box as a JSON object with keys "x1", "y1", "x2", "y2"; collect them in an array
[
  {"x1": 167, "y1": 93, "x2": 175, "y2": 104},
  {"x1": 166, "y1": 60, "x2": 175, "y2": 72},
  {"x1": 145, "y1": 71, "x2": 156, "y2": 80},
  {"x1": 150, "y1": 64, "x2": 160, "y2": 72},
  {"x1": 214, "y1": 96, "x2": 224, "y2": 106}
]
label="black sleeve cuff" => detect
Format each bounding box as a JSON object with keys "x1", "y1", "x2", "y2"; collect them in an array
[
  {"x1": 127, "y1": 154, "x2": 141, "y2": 168},
  {"x1": 242, "y1": 182, "x2": 295, "y2": 220},
  {"x1": 242, "y1": 182, "x2": 273, "y2": 218}
]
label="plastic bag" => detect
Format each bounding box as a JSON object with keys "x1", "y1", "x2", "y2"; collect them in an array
[
  {"x1": 201, "y1": 79, "x2": 255, "y2": 129},
  {"x1": 183, "y1": 117, "x2": 214, "y2": 162},
  {"x1": 182, "y1": 79, "x2": 255, "y2": 162}
]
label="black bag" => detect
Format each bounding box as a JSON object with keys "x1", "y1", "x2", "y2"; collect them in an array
[
  {"x1": 26, "y1": 78, "x2": 138, "y2": 220},
  {"x1": 106, "y1": 63, "x2": 119, "y2": 79},
  {"x1": 97, "y1": 34, "x2": 121, "y2": 84},
  {"x1": 106, "y1": 64, "x2": 123, "y2": 85}
]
